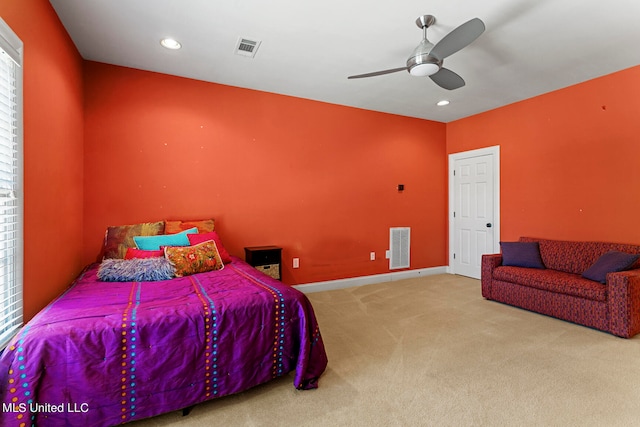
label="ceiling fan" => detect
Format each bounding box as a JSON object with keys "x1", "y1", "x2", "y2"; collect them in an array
[{"x1": 348, "y1": 15, "x2": 485, "y2": 90}]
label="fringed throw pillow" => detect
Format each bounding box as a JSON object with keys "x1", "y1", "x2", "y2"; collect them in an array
[{"x1": 98, "y1": 257, "x2": 175, "y2": 282}]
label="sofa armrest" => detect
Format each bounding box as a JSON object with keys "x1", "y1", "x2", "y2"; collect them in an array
[
  {"x1": 481, "y1": 254, "x2": 502, "y2": 299},
  {"x1": 607, "y1": 268, "x2": 640, "y2": 338}
]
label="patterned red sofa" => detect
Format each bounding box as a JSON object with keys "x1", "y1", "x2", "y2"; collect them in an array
[{"x1": 481, "y1": 237, "x2": 640, "y2": 338}]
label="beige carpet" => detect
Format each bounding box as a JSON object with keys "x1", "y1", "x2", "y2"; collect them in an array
[{"x1": 131, "y1": 274, "x2": 640, "y2": 426}]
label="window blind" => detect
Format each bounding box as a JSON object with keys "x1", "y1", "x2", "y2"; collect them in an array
[{"x1": 0, "y1": 18, "x2": 22, "y2": 350}]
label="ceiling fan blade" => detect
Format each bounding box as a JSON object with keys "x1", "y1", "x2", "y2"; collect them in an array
[
  {"x1": 429, "y1": 68, "x2": 465, "y2": 90},
  {"x1": 429, "y1": 18, "x2": 485, "y2": 60},
  {"x1": 347, "y1": 67, "x2": 408, "y2": 79}
]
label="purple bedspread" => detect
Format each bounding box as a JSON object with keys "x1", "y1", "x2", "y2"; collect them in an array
[{"x1": 0, "y1": 257, "x2": 327, "y2": 426}]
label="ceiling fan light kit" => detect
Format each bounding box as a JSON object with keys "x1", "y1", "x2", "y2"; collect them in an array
[
  {"x1": 409, "y1": 62, "x2": 440, "y2": 77},
  {"x1": 407, "y1": 53, "x2": 440, "y2": 77},
  {"x1": 348, "y1": 14, "x2": 485, "y2": 90}
]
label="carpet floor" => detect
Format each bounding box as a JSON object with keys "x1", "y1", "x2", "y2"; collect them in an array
[{"x1": 130, "y1": 274, "x2": 640, "y2": 426}]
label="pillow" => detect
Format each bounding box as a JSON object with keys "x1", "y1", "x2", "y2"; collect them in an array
[
  {"x1": 500, "y1": 241, "x2": 545, "y2": 269},
  {"x1": 97, "y1": 257, "x2": 175, "y2": 282},
  {"x1": 188, "y1": 231, "x2": 232, "y2": 264},
  {"x1": 165, "y1": 219, "x2": 215, "y2": 234},
  {"x1": 133, "y1": 227, "x2": 198, "y2": 250},
  {"x1": 582, "y1": 251, "x2": 640, "y2": 283},
  {"x1": 164, "y1": 240, "x2": 224, "y2": 277},
  {"x1": 103, "y1": 221, "x2": 165, "y2": 259},
  {"x1": 125, "y1": 247, "x2": 164, "y2": 259}
]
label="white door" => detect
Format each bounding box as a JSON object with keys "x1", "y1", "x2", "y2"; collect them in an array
[{"x1": 449, "y1": 147, "x2": 500, "y2": 279}]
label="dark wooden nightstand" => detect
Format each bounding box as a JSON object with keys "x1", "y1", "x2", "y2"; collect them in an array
[{"x1": 244, "y1": 246, "x2": 282, "y2": 280}]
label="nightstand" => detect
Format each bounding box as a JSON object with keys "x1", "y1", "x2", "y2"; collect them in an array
[{"x1": 244, "y1": 246, "x2": 282, "y2": 280}]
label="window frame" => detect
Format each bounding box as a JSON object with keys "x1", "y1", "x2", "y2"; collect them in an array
[{"x1": 0, "y1": 17, "x2": 24, "y2": 350}]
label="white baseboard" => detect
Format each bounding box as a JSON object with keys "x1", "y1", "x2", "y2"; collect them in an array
[{"x1": 293, "y1": 266, "x2": 448, "y2": 294}]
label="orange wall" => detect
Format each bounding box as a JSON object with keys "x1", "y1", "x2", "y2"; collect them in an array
[
  {"x1": 0, "y1": 0, "x2": 85, "y2": 320},
  {"x1": 447, "y1": 65, "x2": 640, "y2": 245},
  {"x1": 83, "y1": 62, "x2": 447, "y2": 284}
]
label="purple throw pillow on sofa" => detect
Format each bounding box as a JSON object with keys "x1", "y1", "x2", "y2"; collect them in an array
[
  {"x1": 582, "y1": 251, "x2": 640, "y2": 283},
  {"x1": 500, "y1": 241, "x2": 545, "y2": 269}
]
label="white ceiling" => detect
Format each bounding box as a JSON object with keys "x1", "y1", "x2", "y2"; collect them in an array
[{"x1": 49, "y1": 0, "x2": 640, "y2": 123}]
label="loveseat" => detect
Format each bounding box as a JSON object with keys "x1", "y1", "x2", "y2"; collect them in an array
[{"x1": 481, "y1": 237, "x2": 640, "y2": 338}]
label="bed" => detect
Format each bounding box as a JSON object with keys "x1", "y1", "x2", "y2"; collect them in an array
[{"x1": 0, "y1": 253, "x2": 327, "y2": 426}]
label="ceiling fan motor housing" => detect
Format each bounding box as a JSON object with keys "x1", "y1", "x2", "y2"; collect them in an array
[{"x1": 406, "y1": 40, "x2": 441, "y2": 76}]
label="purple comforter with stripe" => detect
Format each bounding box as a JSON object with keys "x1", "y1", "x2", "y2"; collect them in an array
[{"x1": 0, "y1": 257, "x2": 327, "y2": 426}]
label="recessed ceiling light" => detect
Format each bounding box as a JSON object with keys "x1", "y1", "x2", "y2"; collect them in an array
[
  {"x1": 436, "y1": 100, "x2": 450, "y2": 107},
  {"x1": 160, "y1": 38, "x2": 182, "y2": 50}
]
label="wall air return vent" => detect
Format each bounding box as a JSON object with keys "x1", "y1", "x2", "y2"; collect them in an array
[
  {"x1": 389, "y1": 227, "x2": 410, "y2": 270},
  {"x1": 235, "y1": 37, "x2": 261, "y2": 58}
]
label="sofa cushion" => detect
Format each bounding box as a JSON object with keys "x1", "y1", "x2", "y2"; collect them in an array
[
  {"x1": 500, "y1": 241, "x2": 545, "y2": 269},
  {"x1": 582, "y1": 251, "x2": 640, "y2": 283},
  {"x1": 493, "y1": 266, "x2": 606, "y2": 302},
  {"x1": 520, "y1": 237, "x2": 640, "y2": 275}
]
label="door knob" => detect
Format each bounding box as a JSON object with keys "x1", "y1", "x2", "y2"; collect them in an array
[{"x1": 486, "y1": 223, "x2": 492, "y2": 228}]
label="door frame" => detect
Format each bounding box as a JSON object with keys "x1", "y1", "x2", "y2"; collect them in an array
[{"x1": 448, "y1": 145, "x2": 501, "y2": 275}]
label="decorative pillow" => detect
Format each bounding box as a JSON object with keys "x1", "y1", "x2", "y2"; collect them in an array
[
  {"x1": 125, "y1": 247, "x2": 164, "y2": 259},
  {"x1": 500, "y1": 241, "x2": 545, "y2": 269},
  {"x1": 164, "y1": 240, "x2": 224, "y2": 277},
  {"x1": 97, "y1": 257, "x2": 175, "y2": 282},
  {"x1": 188, "y1": 231, "x2": 232, "y2": 264},
  {"x1": 582, "y1": 251, "x2": 640, "y2": 283},
  {"x1": 133, "y1": 227, "x2": 198, "y2": 250},
  {"x1": 103, "y1": 221, "x2": 165, "y2": 259},
  {"x1": 165, "y1": 219, "x2": 215, "y2": 234}
]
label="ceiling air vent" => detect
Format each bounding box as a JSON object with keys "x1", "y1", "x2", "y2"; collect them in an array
[{"x1": 235, "y1": 37, "x2": 261, "y2": 58}]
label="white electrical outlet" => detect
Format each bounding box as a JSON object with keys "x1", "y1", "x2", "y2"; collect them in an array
[
  {"x1": 293, "y1": 258, "x2": 300, "y2": 269},
  {"x1": 385, "y1": 250, "x2": 391, "y2": 259},
  {"x1": 370, "y1": 252, "x2": 375, "y2": 261}
]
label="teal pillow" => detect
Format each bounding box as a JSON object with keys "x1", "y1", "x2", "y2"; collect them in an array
[{"x1": 133, "y1": 227, "x2": 198, "y2": 250}]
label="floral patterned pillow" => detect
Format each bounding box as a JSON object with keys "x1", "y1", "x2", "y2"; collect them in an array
[
  {"x1": 164, "y1": 240, "x2": 224, "y2": 277},
  {"x1": 188, "y1": 231, "x2": 232, "y2": 264}
]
